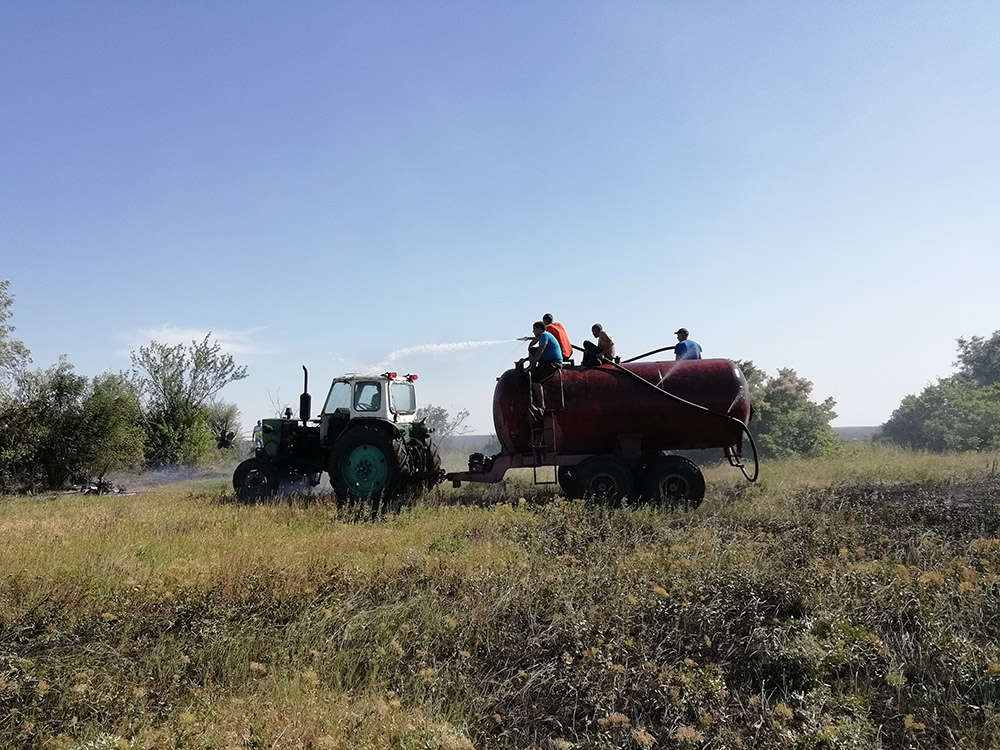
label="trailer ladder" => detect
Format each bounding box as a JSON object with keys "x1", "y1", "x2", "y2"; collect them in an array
[
  {"x1": 528, "y1": 369, "x2": 567, "y2": 486},
  {"x1": 531, "y1": 411, "x2": 559, "y2": 485}
]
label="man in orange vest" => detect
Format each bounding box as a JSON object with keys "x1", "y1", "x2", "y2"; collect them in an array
[{"x1": 542, "y1": 313, "x2": 573, "y2": 362}]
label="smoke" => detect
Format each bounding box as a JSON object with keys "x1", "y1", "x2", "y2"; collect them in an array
[
  {"x1": 103, "y1": 464, "x2": 239, "y2": 492},
  {"x1": 338, "y1": 339, "x2": 519, "y2": 374}
]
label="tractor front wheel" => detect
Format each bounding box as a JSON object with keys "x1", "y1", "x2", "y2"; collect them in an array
[
  {"x1": 330, "y1": 425, "x2": 406, "y2": 512},
  {"x1": 233, "y1": 458, "x2": 279, "y2": 504}
]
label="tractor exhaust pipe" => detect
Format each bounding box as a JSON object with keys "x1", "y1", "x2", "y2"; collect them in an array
[{"x1": 300, "y1": 365, "x2": 312, "y2": 422}]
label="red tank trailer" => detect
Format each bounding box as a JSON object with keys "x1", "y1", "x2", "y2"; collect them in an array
[{"x1": 446, "y1": 358, "x2": 757, "y2": 507}]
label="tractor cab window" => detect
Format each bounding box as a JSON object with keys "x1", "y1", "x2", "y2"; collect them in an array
[
  {"x1": 354, "y1": 382, "x2": 382, "y2": 412},
  {"x1": 323, "y1": 381, "x2": 351, "y2": 414},
  {"x1": 390, "y1": 382, "x2": 416, "y2": 414}
]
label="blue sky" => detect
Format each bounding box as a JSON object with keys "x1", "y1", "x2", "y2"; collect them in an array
[{"x1": 2, "y1": 1, "x2": 998, "y2": 435}]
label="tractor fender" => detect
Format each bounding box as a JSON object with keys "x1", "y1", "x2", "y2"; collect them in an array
[{"x1": 339, "y1": 417, "x2": 404, "y2": 442}]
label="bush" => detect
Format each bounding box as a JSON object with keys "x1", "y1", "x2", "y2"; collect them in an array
[{"x1": 0, "y1": 362, "x2": 144, "y2": 491}]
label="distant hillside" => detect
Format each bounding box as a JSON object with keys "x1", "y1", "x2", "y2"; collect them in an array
[
  {"x1": 438, "y1": 434, "x2": 500, "y2": 454},
  {"x1": 834, "y1": 426, "x2": 879, "y2": 441}
]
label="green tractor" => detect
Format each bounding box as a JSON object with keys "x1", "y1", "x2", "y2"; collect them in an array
[{"x1": 233, "y1": 367, "x2": 442, "y2": 509}]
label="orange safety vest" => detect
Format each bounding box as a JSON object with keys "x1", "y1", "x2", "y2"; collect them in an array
[{"x1": 546, "y1": 323, "x2": 572, "y2": 359}]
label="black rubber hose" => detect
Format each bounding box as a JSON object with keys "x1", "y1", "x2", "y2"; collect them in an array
[{"x1": 622, "y1": 345, "x2": 675, "y2": 363}]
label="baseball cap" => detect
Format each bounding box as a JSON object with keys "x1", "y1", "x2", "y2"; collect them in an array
[{"x1": 674, "y1": 328, "x2": 689, "y2": 336}]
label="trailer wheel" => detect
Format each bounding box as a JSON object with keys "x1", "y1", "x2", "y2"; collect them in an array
[
  {"x1": 557, "y1": 466, "x2": 582, "y2": 499},
  {"x1": 639, "y1": 454, "x2": 705, "y2": 509},
  {"x1": 233, "y1": 458, "x2": 279, "y2": 504},
  {"x1": 330, "y1": 425, "x2": 404, "y2": 513},
  {"x1": 574, "y1": 457, "x2": 633, "y2": 505}
]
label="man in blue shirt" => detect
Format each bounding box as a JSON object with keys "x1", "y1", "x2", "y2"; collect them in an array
[
  {"x1": 518, "y1": 321, "x2": 563, "y2": 412},
  {"x1": 674, "y1": 328, "x2": 703, "y2": 360}
]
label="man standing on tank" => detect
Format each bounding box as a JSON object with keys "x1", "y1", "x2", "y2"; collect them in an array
[
  {"x1": 542, "y1": 313, "x2": 573, "y2": 362},
  {"x1": 674, "y1": 328, "x2": 703, "y2": 360},
  {"x1": 518, "y1": 321, "x2": 563, "y2": 414}
]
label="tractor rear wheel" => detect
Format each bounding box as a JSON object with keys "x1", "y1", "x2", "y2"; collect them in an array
[
  {"x1": 425, "y1": 440, "x2": 442, "y2": 475},
  {"x1": 405, "y1": 437, "x2": 442, "y2": 494},
  {"x1": 330, "y1": 425, "x2": 406, "y2": 514},
  {"x1": 574, "y1": 456, "x2": 633, "y2": 505},
  {"x1": 638, "y1": 454, "x2": 705, "y2": 509},
  {"x1": 233, "y1": 458, "x2": 279, "y2": 503}
]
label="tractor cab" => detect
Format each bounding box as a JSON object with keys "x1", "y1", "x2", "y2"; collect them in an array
[{"x1": 319, "y1": 372, "x2": 420, "y2": 446}]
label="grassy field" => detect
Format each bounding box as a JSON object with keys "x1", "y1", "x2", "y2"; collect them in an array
[{"x1": 2, "y1": 445, "x2": 1000, "y2": 748}]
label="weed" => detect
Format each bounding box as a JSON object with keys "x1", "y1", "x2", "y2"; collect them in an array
[{"x1": 3, "y1": 448, "x2": 1000, "y2": 746}]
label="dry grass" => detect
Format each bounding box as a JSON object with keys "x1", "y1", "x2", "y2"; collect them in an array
[{"x1": 2, "y1": 446, "x2": 1000, "y2": 748}]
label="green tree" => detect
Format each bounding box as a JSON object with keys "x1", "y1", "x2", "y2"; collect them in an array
[
  {"x1": 736, "y1": 360, "x2": 839, "y2": 459},
  {"x1": 80, "y1": 373, "x2": 146, "y2": 475},
  {"x1": 0, "y1": 280, "x2": 31, "y2": 392},
  {"x1": 206, "y1": 400, "x2": 242, "y2": 450},
  {"x1": 23, "y1": 358, "x2": 89, "y2": 488},
  {"x1": 879, "y1": 332, "x2": 1000, "y2": 452},
  {"x1": 0, "y1": 370, "x2": 52, "y2": 491},
  {"x1": 415, "y1": 404, "x2": 471, "y2": 440},
  {"x1": 131, "y1": 334, "x2": 248, "y2": 467},
  {"x1": 0, "y1": 361, "x2": 144, "y2": 491},
  {"x1": 955, "y1": 330, "x2": 1000, "y2": 387},
  {"x1": 879, "y1": 376, "x2": 1000, "y2": 451}
]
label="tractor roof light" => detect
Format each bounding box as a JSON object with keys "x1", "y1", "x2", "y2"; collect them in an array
[
  {"x1": 383, "y1": 371, "x2": 397, "y2": 380},
  {"x1": 407, "y1": 374, "x2": 418, "y2": 381}
]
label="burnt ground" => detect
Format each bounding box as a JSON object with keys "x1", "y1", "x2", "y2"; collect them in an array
[{"x1": 803, "y1": 476, "x2": 1000, "y2": 541}]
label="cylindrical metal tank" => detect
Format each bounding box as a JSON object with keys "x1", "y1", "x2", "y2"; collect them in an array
[{"x1": 493, "y1": 359, "x2": 750, "y2": 456}]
